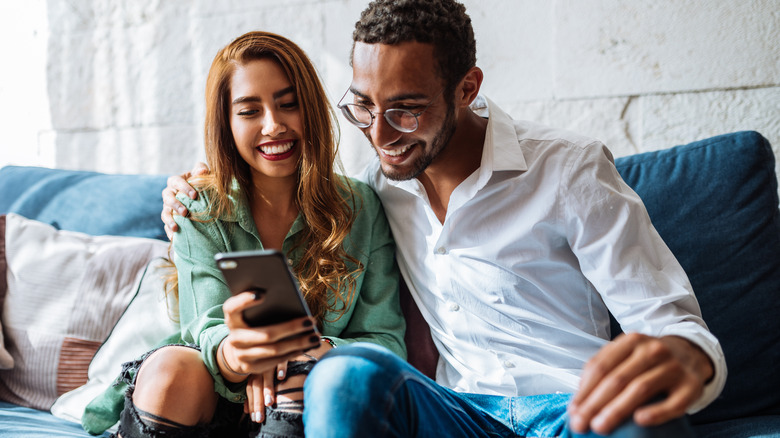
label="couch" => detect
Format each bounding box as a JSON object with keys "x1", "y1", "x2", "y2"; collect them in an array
[{"x1": 1, "y1": 131, "x2": 779, "y2": 437}]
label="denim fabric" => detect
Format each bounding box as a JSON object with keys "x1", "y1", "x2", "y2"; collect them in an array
[{"x1": 304, "y1": 343, "x2": 695, "y2": 438}]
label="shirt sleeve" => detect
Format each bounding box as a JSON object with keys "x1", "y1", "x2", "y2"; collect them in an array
[
  {"x1": 321, "y1": 183, "x2": 407, "y2": 360},
  {"x1": 172, "y1": 193, "x2": 247, "y2": 403},
  {"x1": 561, "y1": 143, "x2": 727, "y2": 413}
]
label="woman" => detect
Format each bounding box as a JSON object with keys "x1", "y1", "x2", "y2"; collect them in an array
[{"x1": 116, "y1": 31, "x2": 405, "y2": 437}]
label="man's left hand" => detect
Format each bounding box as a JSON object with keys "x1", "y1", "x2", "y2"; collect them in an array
[{"x1": 567, "y1": 333, "x2": 713, "y2": 435}]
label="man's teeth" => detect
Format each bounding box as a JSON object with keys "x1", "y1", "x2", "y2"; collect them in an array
[
  {"x1": 383, "y1": 145, "x2": 411, "y2": 157},
  {"x1": 259, "y1": 141, "x2": 294, "y2": 155}
]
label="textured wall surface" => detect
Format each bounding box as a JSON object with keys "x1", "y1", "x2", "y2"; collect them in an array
[{"x1": 1, "y1": 0, "x2": 778, "y2": 196}]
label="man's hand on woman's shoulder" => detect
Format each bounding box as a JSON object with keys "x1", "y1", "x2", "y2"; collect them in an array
[{"x1": 162, "y1": 162, "x2": 210, "y2": 240}]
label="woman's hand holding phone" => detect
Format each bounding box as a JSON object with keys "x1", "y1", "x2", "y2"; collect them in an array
[
  {"x1": 219, "y1": 291, "x2": 319, "y2": 382},
  {"x1": 244, "y1": 335, "x2": 334, "y2": 423}
]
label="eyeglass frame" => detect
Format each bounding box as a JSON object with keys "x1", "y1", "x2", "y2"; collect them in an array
[{"x1": 336, "y1": 87, "x2": 445, "y2": 134}]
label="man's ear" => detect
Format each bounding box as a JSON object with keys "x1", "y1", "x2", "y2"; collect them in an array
[{"x1": 455, "y1": 66, "x2": 483, "y2": 108}]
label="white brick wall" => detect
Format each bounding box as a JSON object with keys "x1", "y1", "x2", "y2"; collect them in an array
[{"x1": 1, "y1": 0, "x2": 778, "y2": 195}]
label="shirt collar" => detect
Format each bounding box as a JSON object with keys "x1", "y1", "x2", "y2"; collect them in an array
[{"x1": 475, "y1": 95, "x2": 527, "y2": 173}]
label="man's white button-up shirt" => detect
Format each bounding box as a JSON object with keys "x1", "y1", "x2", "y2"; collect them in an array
[{"x1": 360, "y1": 96, "x2": 726, "y2": 413}]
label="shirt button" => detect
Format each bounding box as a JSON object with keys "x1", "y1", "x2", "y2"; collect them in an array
[
  {"x1": 449, "y1": 303, "x2": 460, "y2": 311},
  {"x1": 436, "y1": 247, "x2": 446, "y2": 254},
  {"x1": 287, "y1": 258, "x2": 294, "y2": 266},
  {"x1": 503, "y1": 360, "x2": 515, "y2": 368}
]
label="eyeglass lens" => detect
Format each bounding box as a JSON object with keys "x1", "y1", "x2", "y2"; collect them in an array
[{"x1": 340, "y1": 105, "x2": 418, "y2": 133}]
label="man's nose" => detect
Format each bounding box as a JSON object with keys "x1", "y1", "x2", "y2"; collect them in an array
[{"x1": 367, "y1": 114, "x2": 403, "y2": 148}]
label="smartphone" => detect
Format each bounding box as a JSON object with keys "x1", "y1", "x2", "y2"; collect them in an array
[{"x1": 214, "y1": 249, "x2": 312, "y2": 327}]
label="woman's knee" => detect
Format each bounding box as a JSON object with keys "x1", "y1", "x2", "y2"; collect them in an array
[{"x1": 132, "y1": 346, "x2": 217, "y2": 420}]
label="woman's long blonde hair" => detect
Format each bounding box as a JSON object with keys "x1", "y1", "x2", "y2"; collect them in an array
[{"x1": 172, "y1": 31, "x2": 361, "y2": 322}]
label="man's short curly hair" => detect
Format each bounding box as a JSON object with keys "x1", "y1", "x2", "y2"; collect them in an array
[{"x1": 352, "y1": 0, "x2": 476, "y2": 93}]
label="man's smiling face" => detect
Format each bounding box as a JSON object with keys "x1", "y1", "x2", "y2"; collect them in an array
[{"x1": 349, "y1": 41, "x2": 456, "y2": 181}]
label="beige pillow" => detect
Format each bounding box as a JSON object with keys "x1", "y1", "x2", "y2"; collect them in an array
[
  {"x1": 0, "y1": 213, "x2": 168, "y2": 410},
  {"x1": 51, "y1": 257, "x2": 179, "y2": 429}
]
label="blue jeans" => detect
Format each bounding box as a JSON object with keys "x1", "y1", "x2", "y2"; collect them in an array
[{"x1": 303, "y1": 343, "x2": 695, "y2": 438}]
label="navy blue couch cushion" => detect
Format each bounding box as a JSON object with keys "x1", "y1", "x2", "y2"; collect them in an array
[
  {"x1": 614, "y1": 131, "x2": 780, "y2": 424},
  {"x1": 0, "y1": 166, "x2": 168, "y2": 241}
]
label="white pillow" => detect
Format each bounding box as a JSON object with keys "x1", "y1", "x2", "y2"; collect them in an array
[
  {"x1": 51, "y1": 257, "x2": 180, "y2": 429},
  {"x1": 0, "y1": 213, "x2": 169, "y2": 410}
]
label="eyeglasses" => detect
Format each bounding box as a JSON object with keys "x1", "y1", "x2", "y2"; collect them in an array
[{"x1": 337, "y1": 88, "x2": 444, "y2": 133}]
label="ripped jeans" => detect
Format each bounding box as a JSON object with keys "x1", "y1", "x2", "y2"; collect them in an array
[{"x1": 114, "y1": 344, "x2": 314, "y2": 438}]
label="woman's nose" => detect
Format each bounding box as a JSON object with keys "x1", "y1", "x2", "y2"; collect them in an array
[{"x1": 261, "y1": 110, "x2": 287, "y2": 137}]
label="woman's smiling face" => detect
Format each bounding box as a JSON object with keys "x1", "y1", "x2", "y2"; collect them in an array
[{"x1": 230, "y1": 58, "x2": 303, "y2": 182}]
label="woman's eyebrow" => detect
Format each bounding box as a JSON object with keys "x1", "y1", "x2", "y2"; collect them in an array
[
  {"x1": 232, "y1": 96, "x2": 260, "y2": 105},
  {"x1": 273, "y1": 86, "x2": 295, "y2": 99},
  {"x1": 232, "y1": 86, "x2": 296, "y2": 105}
]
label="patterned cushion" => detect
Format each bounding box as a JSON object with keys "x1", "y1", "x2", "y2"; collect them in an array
[{"x1": 0, "y1": 214, "x2": 167, "y2": 410}]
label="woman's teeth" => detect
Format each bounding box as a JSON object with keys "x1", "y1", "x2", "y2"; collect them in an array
[
  {"x1": 383, "y1": 145, "x2": 411, "y2": 157},
  {"x1": 259, "y1": 141, "x2": 294, "y2": 155}
]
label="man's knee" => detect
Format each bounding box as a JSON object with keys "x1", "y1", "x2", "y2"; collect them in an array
[
  {"x1": 304, "y1": 343, "x2": 413, "y2": 437},
  {"x1": 305, "y1": 342, "x2": 416, "y2": 414},
  {"x1": 306, "y1": 343, "x2": 409, "y2": 402}
]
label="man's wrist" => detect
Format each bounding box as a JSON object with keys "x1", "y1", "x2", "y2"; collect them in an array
[{"x1": 666, "y1": 335, "x2": 714, "y2": 383}]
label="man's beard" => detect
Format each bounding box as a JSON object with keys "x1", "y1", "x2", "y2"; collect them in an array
[{"x1": 377, "y1": 104, "x2": 457, "y2": 181}]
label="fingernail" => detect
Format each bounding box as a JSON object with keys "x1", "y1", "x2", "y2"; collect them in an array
[
  {"x1": 177, "y1": 207, "x2": 187, "y2": 215},
  {"x1": 592, "y1": 414, "x2": 606, "y2": 430},
  {"x1": 302, "y1": 319, "x2": 313, "y2": 328},
  {"x1": 309, "y1": 335, "x2": 320, "y2": 344},
  {"x1": 265, "y1": 394, "x2": 273, "y2": 406},
  {"x1": 252, "y1": 411, "x2": 263, "y2": 422},
  {"x1": 188, "y1": 190, "x2": 196, "y2": 198},
  {"x1": 277, "y1": 369, "x2": 285, "y2": 380}
]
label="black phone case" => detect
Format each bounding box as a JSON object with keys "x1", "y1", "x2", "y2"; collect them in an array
[{"x1": 214, "y1": 249, "x2": 311, "y2": 327}]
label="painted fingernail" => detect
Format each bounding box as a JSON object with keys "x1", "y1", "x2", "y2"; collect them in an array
[
  {"x1": 277, "y1": 369, "x2": 285, "y2": 380},
  {"x1": 252, "y1": 411, "x2": 263, "y2": 422},
  {"x1": 302, "y1": 319, "x2": 313, "y2": 327},
  {"x1": 265, "y1": 394, "x2": 273, "y2": 406},
  {"x1": 309, "y1": 335, "x2": 320, "y2": 344}
]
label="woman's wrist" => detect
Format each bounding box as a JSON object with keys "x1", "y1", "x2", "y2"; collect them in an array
[{"x1": 218, "y1": 340, "x2": 250, "y2": 381}]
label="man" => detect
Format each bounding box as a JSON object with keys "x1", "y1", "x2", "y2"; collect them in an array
[{"x1": 163, "y1": 1, "x2": 725, "y2": 436}]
